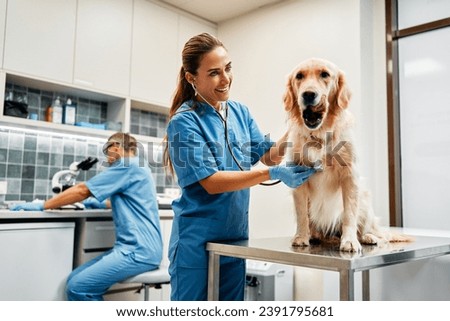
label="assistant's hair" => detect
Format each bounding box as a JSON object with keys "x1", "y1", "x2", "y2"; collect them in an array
[
  {"x1": 107, "y1": 132, "x2": 138, "y2": 155},
  {"x1": 163, "y1": 33, "x2": 226, "y2": 174}
]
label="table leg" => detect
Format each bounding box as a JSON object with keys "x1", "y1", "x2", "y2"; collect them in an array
[
  {"x1": 207, "y1": 251, "x2": 220, "y2": 300},
  {"x1": 339, "y1": 269, "x2": 355, "y2": 301},
  {"x1": 362, "y1": 270, "x2": 370, "y2": 301}
]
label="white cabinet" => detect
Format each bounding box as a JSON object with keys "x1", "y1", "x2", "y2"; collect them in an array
[
  {"x1": 0, "y1": 222, "x2": 75, "y2": 300},
  {"x1": 74, "y1": 0, "x2": 132, "y2": 96},
  {"x1": 0, "y1": 0, "x2": 7, "y2": 68},
  {"x1": 149, "y1": 214, "x2": 173, "y2": 300},
  {"x1": 130, "y1": 1, "x2": 217, "y2": 107},
  {"x1": 0, "y1": 0, "x2": 216, "y2": 141},
  {"x1": 3, "y1": 0, "x2": 76, "y2": 83},
  {"x1": 177, "y1": 15, "x2": 217, "y2": 56},
  {"x1": 130, "y1": 0, "x2": 178, "y2": 106}
]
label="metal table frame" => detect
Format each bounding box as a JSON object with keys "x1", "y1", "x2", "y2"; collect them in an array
[{"x1": 207, "y1": 233, "x2": 450, "y2": 300}]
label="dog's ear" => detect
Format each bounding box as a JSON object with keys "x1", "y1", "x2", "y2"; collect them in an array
[
  {"x1": 283, "y1": 74, "x2": 298, "y2": 112},
  {"x1": 335, "y1": 71, "x2": 352, "y2": 109}
]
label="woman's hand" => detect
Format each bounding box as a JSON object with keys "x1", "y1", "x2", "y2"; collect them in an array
[{"x1": 269, "y1": 164, "x2": 316, "y2": 188}]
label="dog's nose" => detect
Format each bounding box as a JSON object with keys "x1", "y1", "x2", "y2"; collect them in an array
[{"x1": 302, "y1": 91, "x2": 317, "y2": 105}]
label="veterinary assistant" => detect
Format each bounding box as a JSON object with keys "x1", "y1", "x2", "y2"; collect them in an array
[
  {"x1": 164, "y1": 33, "x2": 316, "y2": 301},
  {"x1": 12, "y1": 132, "x2": 163, "y2": 301}
]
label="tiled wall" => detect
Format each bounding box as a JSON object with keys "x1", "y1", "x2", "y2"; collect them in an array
[
  {"x1": 0, "y1": 128, "x2": 103, "y2": 201},
  {"x1": 0, "y1": 128, "x2": 175, "y2": 202},
  {"x1": 130, "y1": 109, "x2": 167, "y2": 138},
  {"x1": 5, "y1": 82, "x2": 108, "y2": 125},
  {"x1": 1, "y1": 84, "x2": 176, "y2": 202}
]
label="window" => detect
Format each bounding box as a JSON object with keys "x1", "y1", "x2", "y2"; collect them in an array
[{"x1": 386, "y1": 0, "x2": 450, "y2": 228}]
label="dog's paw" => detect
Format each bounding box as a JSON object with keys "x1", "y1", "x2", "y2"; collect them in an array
[
  {"x1": 339, "y1": 238, "x2": 362, "y2": 252},
  {"x1": 291, "y1": 235, "x2": 310, "y2": 247}
]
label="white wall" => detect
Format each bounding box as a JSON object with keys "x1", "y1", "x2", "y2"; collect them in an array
[
  {"x1": 218, "y1": 0, "x2": 388, "y2": 300},
  {"x1": 219, "y1": 0, "x2": 389, "y2": 229}
]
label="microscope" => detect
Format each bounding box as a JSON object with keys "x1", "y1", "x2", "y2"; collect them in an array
[{"x1": 51, "y1": 157, "x2": 98, "y2": 210}]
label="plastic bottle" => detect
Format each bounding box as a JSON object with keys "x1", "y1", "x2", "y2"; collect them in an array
[
  {"x1": 63, "y1": 98, "x2": 77, "y2": 125},
  {"x1": 48, "y1": 97, "x2": 63, "y2": 124},
  {"x1": 45, "y1": 104, "x2": 53, "y2": 122}
]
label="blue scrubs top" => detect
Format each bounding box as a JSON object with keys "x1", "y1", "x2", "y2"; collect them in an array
[
  {"x1": 167, "y1": 100, "x2": 273, "y2": 269},
  {"x1": 86, "y1": 156, "x2": 163, "y2": 265}
]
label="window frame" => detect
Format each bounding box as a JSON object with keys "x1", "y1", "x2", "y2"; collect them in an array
[{"x1": 385, "y1": 0, "x2": 450, "y2": 226}]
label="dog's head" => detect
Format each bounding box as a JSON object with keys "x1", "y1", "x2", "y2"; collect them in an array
[{"x1": 283, "y1": 58, "x2": 351, "y2": 131}]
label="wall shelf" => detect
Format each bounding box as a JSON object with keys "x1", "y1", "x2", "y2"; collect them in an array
[{"x1": 0, "y1": 70, "x2": 169, "y2": 143}]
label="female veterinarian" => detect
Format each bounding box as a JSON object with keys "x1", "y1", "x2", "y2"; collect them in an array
[{"x1": 164, "y1": 33, "x2": 316, "y2": 301}]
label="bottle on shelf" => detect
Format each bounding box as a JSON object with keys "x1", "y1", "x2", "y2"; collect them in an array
[
  {"x1": 46, "y1": 96, "x2": 63, "y2": 123},
  {"x1": 63, "y1": 98, "x2": 76, "y2": 125}
]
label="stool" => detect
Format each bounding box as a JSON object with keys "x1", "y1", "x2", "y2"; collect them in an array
[{"x1": 121, "y1": 266, "x2": 170, "y2": 300}]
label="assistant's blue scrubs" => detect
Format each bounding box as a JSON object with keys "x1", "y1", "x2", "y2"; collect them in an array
[
  {"x1": 167, "y1": 100, "x2": 273, "y2": 301},
  {"x1": 66, "y1": 156, "x2": 163, "y2": 301}
]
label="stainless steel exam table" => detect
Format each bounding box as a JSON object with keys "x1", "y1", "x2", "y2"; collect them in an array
[{"x1": 207, "y1": 231, "x2": 450, "y2": 300}]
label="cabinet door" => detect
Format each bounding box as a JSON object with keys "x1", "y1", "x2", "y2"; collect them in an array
[
  {"x1": 74, "y1": 0, "x2": 132, "y2": 96},
  {"x1": 3, "y1": 0, "x2": 76, "y2": 83},
  {"x1": 0, "y1": 223, "x2": 74, "y2": 300},
  {"x1": 130, "y1": 0, "x2": 178, "y2": 106},
  {"x1": 0, "y1": 0, "x2": 7, "y2": 68},
  {"x1": 157, "y1": 216, "x2": 173, "y2": 300},
  {"x1": 177, "y1": 16, "x2": 217, "y2": 57}
]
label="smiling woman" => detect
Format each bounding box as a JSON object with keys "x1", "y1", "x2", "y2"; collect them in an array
[
  {"x1": 184, "y1": 46, "x2": 233, "y2": 109},
  {"x1": 162, "y1": 33, "x2": 316, "y2": 301}
]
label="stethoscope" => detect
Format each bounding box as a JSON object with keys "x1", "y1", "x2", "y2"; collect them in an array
[{"x1": 191, "y1": 83, "x2": 280, "y2": 186}]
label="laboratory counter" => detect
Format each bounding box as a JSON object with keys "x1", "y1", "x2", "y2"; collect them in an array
[
  {"x1": 0, "y1": 206, "x2": 174, "y2": 300},
  {"x1": 0, "y1": 203, "x2": 173, "y2": 221},
  {"x1": 0, "y1": 206, "x2": 173, "y2": 267}
]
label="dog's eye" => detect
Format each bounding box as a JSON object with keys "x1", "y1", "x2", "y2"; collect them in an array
[
  {"x1": 295, "y1": 72, "x2": 304, "y2": 80},
  {"x1": 320, "y1": 71, "x2": 330, "y2": 78}
]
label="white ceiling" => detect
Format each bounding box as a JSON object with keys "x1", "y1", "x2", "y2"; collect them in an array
[{"x1": 158, "y1": 0, "x2": 287, "y2": 23}]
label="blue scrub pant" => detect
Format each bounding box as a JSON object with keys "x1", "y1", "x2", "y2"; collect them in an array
[
  {"x1": 66, "y1": 248, "x2": 158, "y2": 301},
  {"x1": 170, "y1": 257, "x2": 245, "y2": 301}
]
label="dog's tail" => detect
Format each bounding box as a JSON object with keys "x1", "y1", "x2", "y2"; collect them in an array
[
  {"x1": 385, "y1": 230, "x2": 415, "y2": 243},
  {"x1": 360, "y1": 194, "x2": 414, "y2": 243},
  {"x1": 362, "y1": 223, "x2": 415, "y2": 244}
]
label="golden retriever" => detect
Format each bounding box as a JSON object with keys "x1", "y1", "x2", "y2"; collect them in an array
[{"x1": 283, "y1": 58, "x2": 410, "y2": 252}]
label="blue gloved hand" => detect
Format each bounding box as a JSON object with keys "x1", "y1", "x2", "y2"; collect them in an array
[
  {"x1": 10, "y1": 201, "x2": 44, "y2": 211},
  {"x1": 269, "y1": 164, "x2": 316, "y2": 188},
  {"x1": 83, "y1": 198, "x2": 107, "y2": 209}
]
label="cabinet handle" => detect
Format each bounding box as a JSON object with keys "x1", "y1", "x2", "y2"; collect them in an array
[
  {"x1": 95, "y1": 226, "x2": 114, "y2": 231},
  {"x1": 74, "y1": 79, "x2": 94, "y2": 87}
]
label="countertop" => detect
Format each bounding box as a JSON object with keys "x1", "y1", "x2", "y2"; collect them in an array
[
  {"x1": 0, "y1": 205, "x2": 173, "y2": 220},
  {"x1": 0, "y1": 209, "x2": 113, "y2": 219}
]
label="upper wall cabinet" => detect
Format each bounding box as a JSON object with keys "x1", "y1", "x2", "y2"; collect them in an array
[
  {"x1": 130, "y1": 1, "x2": 217, "y2": 107},
  {"x1": 0, "y1": 0, "x2": 7, "y2": 68},
  {"x1": 0, "y1": 0, "x2": 217, "y2": 138},
  {"x1": 177, "y1": 15, "x2": 217, "y2": 56},
  {"x1": 130, "y1": 0, "x2": 178, "y2": 106},
  {"x1": 74, "y1": 0, "x2": 132, "y2": 96},
  {"x1": 3, "y1": 0, "x2": 76, "y2": 83}
]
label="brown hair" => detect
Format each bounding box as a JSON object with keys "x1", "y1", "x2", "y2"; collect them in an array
[
  {"x1": 163, "y1": 33, "x2": 226, "y2": 174},
  {"x1": 106, "y1": 132, "x2": 138, "y2": 155}
]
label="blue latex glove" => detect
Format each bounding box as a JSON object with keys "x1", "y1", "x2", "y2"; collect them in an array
[
  {"x1": 269, "y1": 164, "x2": 316, "y2": 188},
  {"x1": 10, "y1": 201, "x2": 44, "y2": 211},
  {"x1": 83, "y1": 198, "x2": 107, "y2": 209}
]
